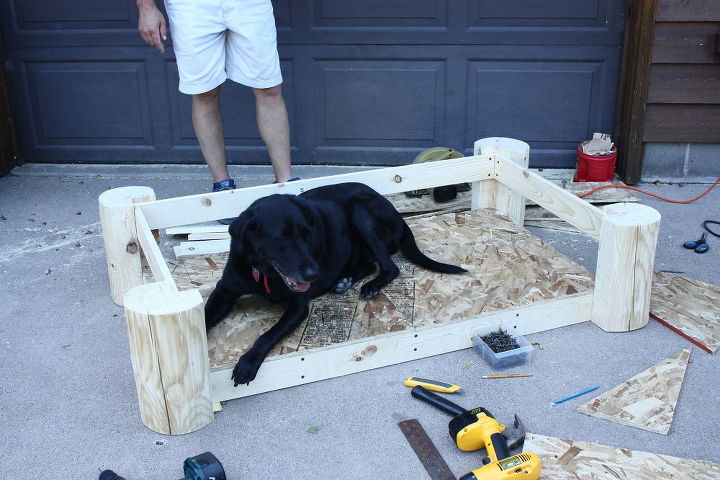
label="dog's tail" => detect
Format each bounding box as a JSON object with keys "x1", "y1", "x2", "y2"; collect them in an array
[{"x1": 400, "y1": 223, "x2": 467, "y2": 274}]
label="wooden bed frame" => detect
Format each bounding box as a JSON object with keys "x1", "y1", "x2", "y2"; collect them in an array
[{"x1": 98, "y1": 137, "x2": 661, "y2": 435}]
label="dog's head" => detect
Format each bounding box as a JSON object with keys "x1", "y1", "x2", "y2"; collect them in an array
[{"x1": 229, "y1": 194, "x2": 320, "y2": 293}]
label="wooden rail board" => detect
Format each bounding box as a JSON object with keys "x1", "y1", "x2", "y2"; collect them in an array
[
  {"x1": 495, "y1": 161, "x2": 606, "y2": 238},
  {"x1": 163, "y1": 180, "x2": 636, "y2": 242},
  {"x1": 138, "y1": 155, "x2": 495, "y2": 230},
  {"x1": 524, "y1": 433, "x2": 720, "y2": 479},
  {"x1": 148, "y1": 209, "x2": 595, "y2": 370}
]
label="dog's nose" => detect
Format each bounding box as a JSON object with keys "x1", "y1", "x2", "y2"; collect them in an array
[{"x1": 301, "y1": 266, "x2": 318, "y2": 281}]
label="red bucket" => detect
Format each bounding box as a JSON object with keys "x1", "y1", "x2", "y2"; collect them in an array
[{"x1": 573, "y1": 144, "x2": 617, "y2": 182}]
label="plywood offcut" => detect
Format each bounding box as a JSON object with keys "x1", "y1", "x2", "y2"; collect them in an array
[
  {"x1": 524, "y1": 433, "x2": 720, "y2": 480},
  {"x1": 157, "y1": 209, "x2": 594, "y2": 370},
  {"x1": 576, "y1": 348, "x2": 691, "y2": 435},
  {"x1": 651, "y1": 270, "x2": 720, "y2": 354}
]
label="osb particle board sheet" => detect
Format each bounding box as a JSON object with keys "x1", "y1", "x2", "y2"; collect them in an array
[
  {"x1": 576, "y1": 348, "x2": 691, "y2": 435},
  {"x1": 524, "y1": 433, "x2": 720, "y2": 479},
  {"x1": 159, "y1": 209, "x2": 594, "y2": 369},
  {"x1": 651, "y1": 270, "x2": 720, "y2": 354}
]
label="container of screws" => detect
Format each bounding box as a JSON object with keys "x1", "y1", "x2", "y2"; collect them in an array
[{"x1": 472, "y1": 327, "x2": 533, "y2": 370}]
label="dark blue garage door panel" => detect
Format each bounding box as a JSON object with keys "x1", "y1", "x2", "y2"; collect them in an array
[
  {"x1": 28, "y1": 62, "x2": 151, "y2": 142},
  {"x1": 321, "y1": 62, "x2": 444, "y2": 142},
  {"x1": 1, "y1": 0, "x2": 626, "y2": 167},
  {"x1": 14, "y1": 0, "x2": 135, "y2": 28},
  {"x1": 467, "y1": 55, "x2": 613, "y2": 165},
  {"x1": 314, "y1": 0, "x2": 446, "y2": 27}
]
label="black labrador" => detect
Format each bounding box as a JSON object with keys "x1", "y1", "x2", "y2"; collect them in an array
[{"x1": 205, "y1": 182, "x2": 466, "y2": 386}]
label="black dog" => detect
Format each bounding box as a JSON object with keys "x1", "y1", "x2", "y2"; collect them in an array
[{"x1": 205, "y1": 182, "x2": 466, "y2": 386}]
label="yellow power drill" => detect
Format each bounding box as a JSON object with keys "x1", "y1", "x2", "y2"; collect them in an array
[{"x1": 411, "y1": 385, "x2": 541, "y2": 480}]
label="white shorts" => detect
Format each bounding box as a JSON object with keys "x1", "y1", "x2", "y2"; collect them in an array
[{"x1": 164, "y1": 0, "x2": 282, "y2": 94}]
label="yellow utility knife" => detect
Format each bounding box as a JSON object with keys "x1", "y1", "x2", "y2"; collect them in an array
[{"x1": 403, "y1": 376, "x2": 462, "y2": 393}]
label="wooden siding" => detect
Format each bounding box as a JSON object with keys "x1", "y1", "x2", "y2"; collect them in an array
[
  {"x1": 613, "y1": 0, "x2": 657, "y2": 184},
  {"x1": 644, "y1": 0, "x2": 720, "y2": 143}
]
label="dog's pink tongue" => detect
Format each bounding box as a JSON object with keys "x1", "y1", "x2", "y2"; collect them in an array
[{"x1": 295, "y1": 281, "x2": 311, "y2": 293}]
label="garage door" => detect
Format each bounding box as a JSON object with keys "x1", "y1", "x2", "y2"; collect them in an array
[{"x1": 1, "y1": 0, "x2": 626, "y2": 167}]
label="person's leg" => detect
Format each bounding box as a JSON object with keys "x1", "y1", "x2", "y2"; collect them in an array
[
  {"x1": 252, "y1": 84, "x2": 293, "y2": 183},
  {"x1": 192, "y1": 86, "x2": 231, "y2": 183}
]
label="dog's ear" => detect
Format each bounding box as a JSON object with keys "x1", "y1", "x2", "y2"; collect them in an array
[
  {"x1": 228, "y1": 208, "x2": 254, "y2": 238},
  {"x1": 294, "y1": 199, "x2": 324, "y2": 255}
]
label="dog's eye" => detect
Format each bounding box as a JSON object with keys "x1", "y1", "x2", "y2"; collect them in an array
[{"x1": 246, "y1": 220, "x2": 258, "y2": 232}]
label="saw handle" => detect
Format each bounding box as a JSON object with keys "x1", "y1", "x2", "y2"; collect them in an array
[{"x1": 411, "y1": 385, "x2": 467, "y2": 417}]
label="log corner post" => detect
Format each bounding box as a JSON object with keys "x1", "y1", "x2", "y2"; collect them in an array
[
  {"x1": 591, "y1": 203, "x2": 661, "y2": 332},
  {"x1": 123, "y1": 282, "x2": 213, "y2": 434},
  {"x1": 472, "y1": 137, "x2": 530, "y2": 224},
  {"x1": 99, "y1": 186, "x2": 156, "y2": 306}
]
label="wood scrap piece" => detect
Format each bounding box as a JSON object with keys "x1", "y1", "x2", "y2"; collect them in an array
[
  {"x1": 166, "y1": 224, "x2": 229, "y2": 235},
  {"x1": 576, "y1": 348, "x2": 691, "y2": 435},
  {"x1": 173, "y1": 239, "x2": 230, "y2": 258},
  {"x1": 650, "y1": 270, "x2": 720, "y2": 354},
  {"x1": 188, "y1": 232, "x2": 231, "y2": 241},
  {"x1": 523, "y1": 433, "x2": 720, "y2": 479}
]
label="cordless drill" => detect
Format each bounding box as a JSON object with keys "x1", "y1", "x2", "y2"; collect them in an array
[{"x1": 411, "y1": 385, "x2": 541, "y2": 480}]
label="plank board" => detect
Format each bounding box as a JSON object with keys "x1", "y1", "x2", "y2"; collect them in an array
[
  {"x1": 166, "y1": 225, "x2": 230, "y2": 236},
  {"x1": 523, "y1": 433, "x2": 720, "y2": 479},
  {"x1": 657, "y1": 0, "x2": 720, "y2": 22},
  {"x1": 150, "y1": 209, "x2": 595, "y2": 370},
  {"x1": 648, "y1": 64, "x2": 720, "y2": 104},
  {"x1": 576, "y1": 348, "x2": 691, "y2": 435},
  {"x1": 139, "y1": 155, "x2": 496, "y2": 229},
  {"x1": 173, "y1": 239, "x2": 230, "y2": 258},
  {"x1": 496, "y1": 161, "x2": 606, "y2": 238},
  {"x1": 650, "y1": 270, "x2": 720, "y2": 354},
  {"x1": 653, "y1": 23, "x2": 720, "y2": 64},
  {"x1": 644, "y1": 104, "x2": 720, "y2": 143}
]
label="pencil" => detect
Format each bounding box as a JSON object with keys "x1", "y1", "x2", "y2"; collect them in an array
[
  {"x1": 481, "y1": 373, "x2": 532, "y2": 379},
  {"x1": 553, "y1": 385, "x2": 599, "y2": 404}
]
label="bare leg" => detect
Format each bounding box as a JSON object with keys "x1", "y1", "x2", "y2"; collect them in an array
[
  {"x1": 253, "y1": 84, "x2": 293, "y2": 182},
  {"x1": 192, "y1": 86, "x2": 230, "y2": 183}
]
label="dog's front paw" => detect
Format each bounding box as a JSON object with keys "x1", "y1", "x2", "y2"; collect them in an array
[
  {"x1": 333, "y1": 276, "x2": 353, "y2": 293},
  {"x1": 231, "y1": 352, "x2": 263, "y2": 386},
  {"x1": 360, "y1": 281, "x2": 382, "y2": 299}
]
